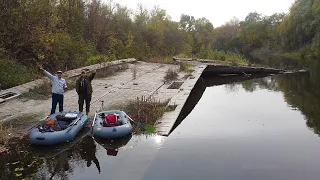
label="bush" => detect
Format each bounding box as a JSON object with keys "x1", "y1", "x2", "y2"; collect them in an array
[
  {"x1": 164, "y1": 68, "x2": 178, "y2": 82},
  {"x1": 179, "y1": 62, "x2": 194, "y2": 73},
  {"x1": 0, "y1": 58, "x2": 36, "y2": 90}
]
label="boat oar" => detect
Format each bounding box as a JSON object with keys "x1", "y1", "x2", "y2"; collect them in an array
[
  {"x1": 65, "y1": 114, "x2": 84, "y2": 133},
  {"x1": 27, "y1": 124, "x2": 37, "y2": 132},
  {"x1": 122, "y1": 111, "x2": 146, "y2": 131}
]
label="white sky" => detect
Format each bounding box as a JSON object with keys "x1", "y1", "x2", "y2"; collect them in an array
[{"x1": 108, "y1": 0, "x2": 296, "y2": 27}]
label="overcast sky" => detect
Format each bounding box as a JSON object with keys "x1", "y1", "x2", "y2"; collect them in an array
[{"x1": 108, "y1": 0, "x2": 296, "y2": 27}]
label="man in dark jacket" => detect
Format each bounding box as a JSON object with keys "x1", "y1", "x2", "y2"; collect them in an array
[{"x1": 76, "y1": 70, "x2": 96, "y2": 115}]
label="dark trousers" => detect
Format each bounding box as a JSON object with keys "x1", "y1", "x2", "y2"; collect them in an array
[
  {"x1": 78, "y1": 93, "x2": 92, "y2": 113},
  {"x1": 51, "y1": 93, "x2": 64, "y2": 115}
]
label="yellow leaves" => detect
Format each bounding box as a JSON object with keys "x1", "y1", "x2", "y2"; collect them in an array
[
  {"x1": 245, "y1": 33, "x2": 259, "y2": 46},
  {"x1": 127, "y1": 33, "x2": 134, "y2": 48},
  {"x1": 312, "y1": 0, "x2": 320, "y2": 14}
]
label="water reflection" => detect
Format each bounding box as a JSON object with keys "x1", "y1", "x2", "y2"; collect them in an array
[
  {"x1": 94, "y1": 134, "x2": 132, "y2": 157},
  {"x1": 220, "y1": 70, "x2": 320, "y2": 137},
  {"x1": 79, "y1": 137, "x2": 101, "y2": 173}
]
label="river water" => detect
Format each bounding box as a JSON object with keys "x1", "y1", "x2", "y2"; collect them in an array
[{"x1": 1, "y1": 69, "x2": 320, "y2": 180}]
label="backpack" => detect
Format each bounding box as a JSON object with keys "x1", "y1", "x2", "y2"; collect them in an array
[
  {"x1": 102, "y1": 114, "x2": 119, "y2": 127},
  {"x1": 38, "y1": 117, "x2": 57, "y2": 132}
]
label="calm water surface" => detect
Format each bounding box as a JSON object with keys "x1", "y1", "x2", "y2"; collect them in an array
[{"x1": 1, "y1": 72, "x2": 320, "y2": 180}]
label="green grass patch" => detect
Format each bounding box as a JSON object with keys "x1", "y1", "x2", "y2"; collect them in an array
[
  {"x1": 179, "y1": 62, "x2": 194, "y2": 73},
  {"x1": 280, "y1": 52, "x2": 303, "y2": 62}
]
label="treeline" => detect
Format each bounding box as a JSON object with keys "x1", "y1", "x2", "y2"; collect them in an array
[
  {"x1": 0, "y1": 0, "x2": 319, "y2": 89},
  {"x1": 215, "y1": 0, "x2": 320, "y2": 62}
]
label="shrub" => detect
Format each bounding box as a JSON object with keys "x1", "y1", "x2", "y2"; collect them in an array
[
  {"x1": 164, "y1": 68, "x2": 178, "y2": 82},
  {"x1": 0, "y1": 58, "x2": 36, "y2": 90}
]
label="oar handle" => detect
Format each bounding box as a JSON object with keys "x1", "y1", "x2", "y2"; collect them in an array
[{"x1": 66, "y1": 114, "x2": 84, "y2": 133}]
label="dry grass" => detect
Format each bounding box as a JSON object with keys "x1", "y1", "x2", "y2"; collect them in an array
[
  {"x1": 0, "y1": 122, "x2": 12, "y2": 145},
  {"x1": 132, "y1": 66, "x2": 137, "y2": 80},
  {"x1": 113, "y1": 96, "x2": 168, "y2": 125},
  {"x1": 110, "y1": 96, "x2": 176, "y2": 134},
  {"x1": 20, "y1": 80, "x2": 52, "y2": 100},
  {"x1": 164, "y1": 68, "x2": 178, "y2": 83}
]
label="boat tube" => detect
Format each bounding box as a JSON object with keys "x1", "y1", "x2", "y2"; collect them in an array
[
  {"x1": 29, "y1": 111, "x2": 88, "y2": 146},
  {"x1": 92, "y1": 110, "x2": 132, "y2": 139}
]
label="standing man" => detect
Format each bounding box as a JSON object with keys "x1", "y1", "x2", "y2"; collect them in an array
[
  {"x1": 76, "y1": 70, "x2": 96, "y2": 115},
  {"x1": 40, "y1": 66, "x2": 68, "y2": 115}
]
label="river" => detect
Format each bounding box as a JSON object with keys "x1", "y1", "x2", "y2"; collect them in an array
[{"x1": 1, "y1": 64, "x2": 320, "y2": 180}]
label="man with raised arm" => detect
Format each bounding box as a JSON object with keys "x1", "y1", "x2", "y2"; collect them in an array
[
  {"x1": 76, "y1": 70, "x2": 96, "y2": 115},
  {"x1": 40, "y1": 66, "x2": 68, "y2": 115}
]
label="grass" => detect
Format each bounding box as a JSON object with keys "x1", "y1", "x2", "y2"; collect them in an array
[
  {"x1": 111, "y1": 96, "x2": 174, "y2": 134},
  {"x1": 175, "y1": 51, "x2": 250, "y2": 66},
  {"x1": 0, "y1": 122, "x2": 12, "y2": 145},
  {"x1": 164, "y1": 68, "x2": 178, "y2": 83},
  {"x1": 20, "y1": 80, "x2": 52, "y2": 100},
  {"x1": 280, "y1": 52, "x2": 303, "y2": 62},
  {"x1": 131, "y1": 66, "x2": 137, "y2": 80},
  {"x1": 166, "y1": 104, "x2": 177, "y2": 112},
  {"x1": 179, "y1": 62, "x2": 194, "y2": 73},
  {"x1": 144, "y1": 57, "x2": 174, "y2": 64}
]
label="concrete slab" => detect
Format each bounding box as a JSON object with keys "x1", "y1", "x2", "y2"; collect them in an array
[{"x1": 155, "y1": 64, "x2": 207, "y2": 136}]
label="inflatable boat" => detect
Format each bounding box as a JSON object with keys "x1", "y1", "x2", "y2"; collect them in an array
[
  {"x1": 92, "y1": 110, "x2": 133, "y2": 139},
  {"x1": 29, "y1": 111, "x2": 89, "y2": 146}
]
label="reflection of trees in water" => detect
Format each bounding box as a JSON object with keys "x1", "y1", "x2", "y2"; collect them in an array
[
  {"x1": 225, "y1": 82, "x2": 240, "y2": 94},
  {"x1": 34, "y1": 137, "x2": 101, "y2": 179},
  {"x1": 236, "y1": 69, "x2": 320, "y2": 136},
  {"x1": 241, "y1": 76, "x2": 279, "y2": 92},
  {"x1": 223, "y1": 76, "x2": 280, "y2": 93},
  {"x1": 0, "y1": 137, "x2": 45, "y2": 180},
  {"x1": 0, "y1": 134, "x2": 101, "y2": 180},
  {"x1": 275, "y1": 72, "x2": 320, "y2": 135}
]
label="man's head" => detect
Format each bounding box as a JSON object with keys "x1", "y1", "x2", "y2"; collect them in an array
[
  {"x1": 81, "y1": 71, "x2": 87, "y2": 78},
  {"x1": 57, "y1": 70, "x2": 63, "y2": 78}
]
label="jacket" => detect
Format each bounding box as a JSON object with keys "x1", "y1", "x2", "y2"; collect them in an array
[{"x1": 76, "y1": 72, "x2": 95, "y2": 94}]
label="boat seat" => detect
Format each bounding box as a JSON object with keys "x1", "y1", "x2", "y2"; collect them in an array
[
  {"x1": 57, "y1": 121, "x2": 69, "y2": 130},
  {"x1": 56, "y1": 115, "x2": 77, "y2": 121}
]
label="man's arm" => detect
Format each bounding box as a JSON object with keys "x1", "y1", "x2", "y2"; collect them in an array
[
  {"x1": 64, "y1": 80, "x2": 68, "y2": 90},
  {"x1": 75, "y1": 79, "x2": 79, "y2": 94},
  {"x1": 40, "y1": 66, "x2": 55, "y2": 80},
  {"x1": 89, "y1": 70, "x2": 96, "y2": 81}
]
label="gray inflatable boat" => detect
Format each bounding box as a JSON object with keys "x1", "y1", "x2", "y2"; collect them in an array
[
  {"x1": 92, "y1": 110, "x2": 133, "y2": 139},
  {"x1": 29, "y1": 111, "x2": 89, "y2": 146}
]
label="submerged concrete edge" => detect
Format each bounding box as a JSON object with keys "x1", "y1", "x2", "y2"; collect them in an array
[{"x1": 154, "y1": 64, "x2": 207, "y2": 136}]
